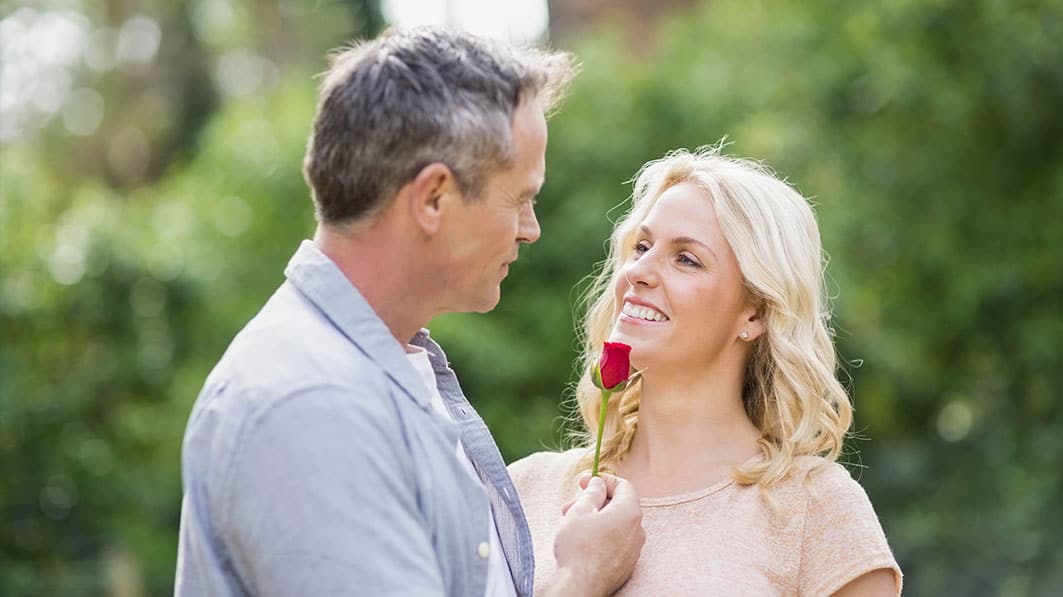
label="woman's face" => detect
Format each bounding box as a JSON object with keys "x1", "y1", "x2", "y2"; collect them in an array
[{"x1": 610, "y1": 182, "x2": 754, "y2": 372}]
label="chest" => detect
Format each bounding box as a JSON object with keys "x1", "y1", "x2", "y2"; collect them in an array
[
  {"x1": 386, "y1": 382, "x2": 494, "y2": 592},
  {"x1": 620, "y1": 498, "x2": 805, "y2": 596},
  {"x1": 528, "y1": 486, "x2": 807, "y2": 597}
]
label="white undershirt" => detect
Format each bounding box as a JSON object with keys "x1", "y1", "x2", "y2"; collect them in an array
[{"x1": 406, "y1": 347, "x2": 517, "y2": 597}]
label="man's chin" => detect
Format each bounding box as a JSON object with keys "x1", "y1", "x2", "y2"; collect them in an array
[
  {"x1": 460, "y1": 288, "x2": 501, "y2": 314},
  {"x1": 476, "y1": 293, "x2": 502, "y2": 313}
]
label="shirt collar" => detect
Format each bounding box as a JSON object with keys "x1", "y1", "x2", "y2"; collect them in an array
[{"x1": 283, "y1": 240, "x2": 431, "y2": 409}]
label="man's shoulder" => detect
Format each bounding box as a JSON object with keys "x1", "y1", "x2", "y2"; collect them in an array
[
  {"x1": 226, "y1": 284, "x2": 383, "y2": 386},
  {"x1": 181, "y1": 314, "x2": 402, "y2": 503},
  {"x1": 187, "y1": 284, "x2": 396, "y2": 440}
]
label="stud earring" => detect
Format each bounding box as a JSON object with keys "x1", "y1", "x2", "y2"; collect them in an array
[{"x1": 740, "y1": 331, "x2": 749, "y2": 340}]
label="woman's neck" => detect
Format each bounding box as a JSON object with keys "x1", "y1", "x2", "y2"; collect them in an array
[{"x1": 619, "y1": 358, "x2": 762, "y2": 497}]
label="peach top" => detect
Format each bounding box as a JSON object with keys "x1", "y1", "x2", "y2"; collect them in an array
[{"x1": 509, "y1": 449, "x2": 902, "y2": 596}]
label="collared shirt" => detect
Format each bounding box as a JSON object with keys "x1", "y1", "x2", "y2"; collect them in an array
[
  {"x1": 175, "y1": 240, "x2": 534, "y2": 597},
  {"x1": 406, "y1": 347, "x2": 517, "y2": 597}
]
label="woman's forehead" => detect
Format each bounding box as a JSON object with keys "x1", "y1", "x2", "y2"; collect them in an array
[{"x1": 641, "y1": 183, "x2": 720, "y2": 236}]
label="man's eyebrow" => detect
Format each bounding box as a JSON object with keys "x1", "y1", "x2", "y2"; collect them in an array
[{"x1": 517, "y1": 183, "x2": 542, "y2": 200}]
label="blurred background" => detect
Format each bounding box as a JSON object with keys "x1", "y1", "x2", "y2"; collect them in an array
[{"x1": 2, "y1": 0, "x2": 1061, "y2": 595}]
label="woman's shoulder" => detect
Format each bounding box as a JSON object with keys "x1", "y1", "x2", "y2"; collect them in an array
[
  {"x1": 781, "y1": 455, "x2": 891, "y2": 548},
  {"x1": 784, "y1": 456, "x2": 903, "y2": 595},
  {"x1": 508, "y1": 446, "x2": 587, "y2": 479},
  {"x1": 787, "y1": 456, "x2": 872, "y2": 504},
  {"x1": 508, "y1": 447, "x2": 588, "y2": 497},
  {"x1": 759, "y1": 455, "x2": 878, "y2": 520}
]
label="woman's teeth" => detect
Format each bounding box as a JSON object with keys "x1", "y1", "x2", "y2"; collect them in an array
[{"x1": 622, "y1": 302, "x2": 669, "y2": 322}]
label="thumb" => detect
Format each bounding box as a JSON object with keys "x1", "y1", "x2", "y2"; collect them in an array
[
  {"x1": 566, "y1": 476, "x2": 607, "y2": 517},
  {"x1": 602, "y1": 476, "x2": 638, "y2": 508},
  {"x1": 560, "y1": 498, "x2": 576, "y2": 516}
]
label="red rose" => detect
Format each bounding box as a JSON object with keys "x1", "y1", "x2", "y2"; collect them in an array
[
  {"x1": 598, "y1": 342, "x2": 632, "y2": 390},
  {"x1": 590, "y1": 341, "x2": 635, "y2": 476}
]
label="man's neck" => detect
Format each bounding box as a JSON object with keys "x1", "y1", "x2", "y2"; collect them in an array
[{"x1": 313, "y1": 222, "x2": 433, "y2": 345}]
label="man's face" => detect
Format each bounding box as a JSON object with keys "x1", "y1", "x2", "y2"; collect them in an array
[{"x1": 438, "y1": 99, "x2": 547, "y2": 313}]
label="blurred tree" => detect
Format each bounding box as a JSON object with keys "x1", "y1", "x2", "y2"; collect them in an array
[
  {"x1": 17, "y1": 0, "x2": 217, "y2": 188},
  {"x1": 1, "y1": 1, "x2": 375, "y2": 595},
  {"x1": 2, "y1": 0, "x2": 1062, "y2": 595},
  {"x1": 345, "y1": 0, "x2": 386, "y2": 38}
]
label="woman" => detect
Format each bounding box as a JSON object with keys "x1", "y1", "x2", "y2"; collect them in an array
[{"x1": 509, "y1": 147, "x2": 902, "y2": 596}]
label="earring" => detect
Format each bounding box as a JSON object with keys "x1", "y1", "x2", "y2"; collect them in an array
[{"x1": 740, "y1": 331, "x2": 749, "y2": 340}]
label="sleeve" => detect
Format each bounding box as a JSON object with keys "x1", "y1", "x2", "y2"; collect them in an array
[
  {"x1": 218, "y1": 383, "x2": 445, "y2": 597},
  {"x1": 797, "y1": 464, "x2": 903, "y2": 596}
]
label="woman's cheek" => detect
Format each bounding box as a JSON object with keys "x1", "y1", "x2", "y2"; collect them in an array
[{"x1": 612, "y1": 270, "x2": 629, "y2": 307}]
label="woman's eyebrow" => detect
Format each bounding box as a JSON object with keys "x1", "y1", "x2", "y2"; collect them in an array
[
  {"x1": 673, "y1": 236, "x2": 718, "y2": 261},
  {"x1": 637, "y1": 225, "x2": 718, "y2": 261}
]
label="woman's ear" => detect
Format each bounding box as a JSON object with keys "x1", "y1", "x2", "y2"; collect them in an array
[
  {"x1": 405, "y1": 162, "x2": 460, "y2": 236},
  {"x1": 738, "y1": 304, "x2": 766, "y2": 342}
]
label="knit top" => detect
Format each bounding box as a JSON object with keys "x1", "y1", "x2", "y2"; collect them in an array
[{"x1": 508, "y1": 449, "x2": 902, "y2": 596}]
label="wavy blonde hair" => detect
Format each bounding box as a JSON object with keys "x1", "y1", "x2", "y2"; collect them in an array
[{"x1": 572, "y1": 146, "x2": 852, "y2": 488}]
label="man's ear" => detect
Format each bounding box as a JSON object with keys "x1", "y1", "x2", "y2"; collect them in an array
[{"x1": 404, "y1": 162, "x2": 461, "y2": 236}]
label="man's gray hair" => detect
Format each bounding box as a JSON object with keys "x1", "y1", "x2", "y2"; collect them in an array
[{"x1": 302, "y1": 27, "x2": 578, "y2": 224}]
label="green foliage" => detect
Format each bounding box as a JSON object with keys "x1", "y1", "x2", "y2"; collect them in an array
[
  {"x1": 1, "y1": 80, "x2": 318, "y2": 594},
  {"x1": 2, "y1": 0, "x2": 1062, "y2": 594}
]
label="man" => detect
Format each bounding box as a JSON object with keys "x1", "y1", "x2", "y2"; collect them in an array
[{"x1": 176, "y1": 27, "x2": 644, "y2": 597}]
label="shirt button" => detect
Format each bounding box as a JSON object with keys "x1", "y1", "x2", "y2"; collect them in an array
[{"x1": 477, "y1": 542, "x2": 489, "y2": 559}]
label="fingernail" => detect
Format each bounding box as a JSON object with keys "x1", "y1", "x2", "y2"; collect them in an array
[{"x1": 587, "y1": 477, "x2": 605, "y2": 491}]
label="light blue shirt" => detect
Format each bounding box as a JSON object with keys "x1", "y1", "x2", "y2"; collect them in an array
[{"x1": 175, "y1": 241, "x2": 534, "y2": 596}]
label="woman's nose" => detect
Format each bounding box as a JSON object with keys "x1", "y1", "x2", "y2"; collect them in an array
[{"x1": 622, "y1": 250, "x2": 660, "y2": 288}]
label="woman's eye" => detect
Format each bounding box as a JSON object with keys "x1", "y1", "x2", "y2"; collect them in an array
[
  {"x1": 678, "y1": 253, "x2": 700, "y2": 267},
  {"x1": 633, "y1": 241, "x2": 649, "y2": 255}
]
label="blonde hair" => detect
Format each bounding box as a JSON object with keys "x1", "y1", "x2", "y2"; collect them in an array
[{"x1": 572, "y1": 145, "x2": 852, "y2": 488}]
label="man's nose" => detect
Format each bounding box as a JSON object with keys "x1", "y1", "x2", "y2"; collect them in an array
[{"x1": 518, "y1": 202, "x2": 541, "y2": 244}]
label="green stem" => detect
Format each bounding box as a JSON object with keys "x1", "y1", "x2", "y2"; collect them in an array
[{"x1": 591, "y1": 390, "x2": 612, "y2": 477}]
